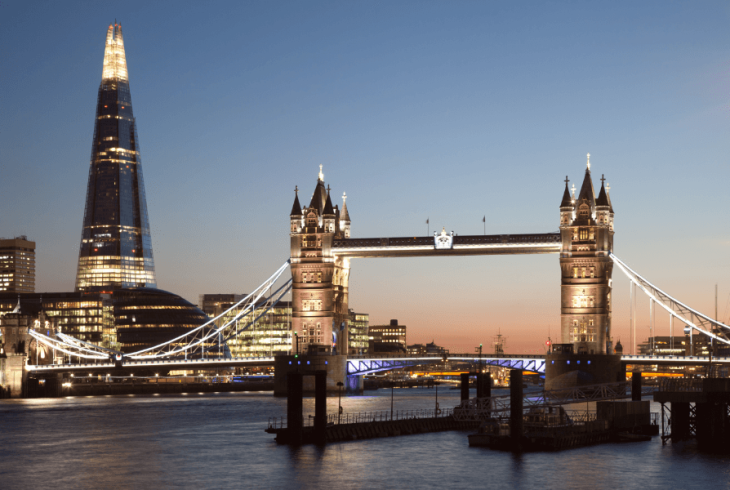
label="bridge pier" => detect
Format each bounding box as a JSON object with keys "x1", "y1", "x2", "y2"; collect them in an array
[
  {"x1": 631, "y1": 372, "x2": 642, "y2": 401},
  {"x1": 314, "y1": 370, "x2": 327, "y2": 445},
  {"x1": 286, "y1": 372, "x2": 304, "y2": 445},
  {"x1": 460, "y1": 373, "x2": 469, "y2": 402},
  {"x1": 273, "y1": 355, "x2": 346, "y2": 396},
  {"x1": 346, "y1": 374, "x2": 363, "y2": 395},
  {"x1": 510, "y1": 370, "x2": 523, "y2": 450}
]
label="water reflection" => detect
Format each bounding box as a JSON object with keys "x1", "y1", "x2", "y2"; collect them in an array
[{"x1": 2, "y1": 390, "x2": 730, "y2": 489}]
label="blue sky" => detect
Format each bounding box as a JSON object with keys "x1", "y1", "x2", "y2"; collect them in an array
[{"x1": 1, "y1": 1, "x2": 729, "y2": 352}]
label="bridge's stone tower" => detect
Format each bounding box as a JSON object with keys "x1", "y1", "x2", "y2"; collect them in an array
[
  {"x1": 559, "y1": 156, "x2": 615, "y2": 354},
  {"x1": 289, "y1": 166, "x2": 351, "y2": 354}
]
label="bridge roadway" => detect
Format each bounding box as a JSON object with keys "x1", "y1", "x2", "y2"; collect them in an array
[
  {"x1": 331, "y1": 233, "x2": 561, "y2": 258},
  {"x1": 25, "y1": 353, "x2": 730, "y2": 376}
]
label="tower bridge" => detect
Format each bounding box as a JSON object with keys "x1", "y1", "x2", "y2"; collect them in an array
[{"x1": 22, "y1": 158, "x2": 730, "y2": 395}]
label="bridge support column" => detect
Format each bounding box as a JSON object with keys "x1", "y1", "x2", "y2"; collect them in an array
[
  {"x1": 510, "y1": 370, "x2": 523, "y2": 450},
  {"x1": 314, "y1": 370, "x2": 327, "y2": 445},
  {"x1": 476, "y1": 373, "x2": 484, "y2": 399},
  {"x1": 286, "y1": 372, "x2": 303, "y2": 445},
  {"x1": 483, "y1": 373, "x2": 492, "y2": 398},
  {"x1": 671, "y1": 402, "x2": 690, "y2": 442},
  {"x1": 460, "y1": 373, "x2": 469, "y2": 402},
  {"x1": 631, "y1": 371, "x2": 642, "y2": 401},
  {"x1": 346, "y1": 374, "x2": 363, "y2": 395}
]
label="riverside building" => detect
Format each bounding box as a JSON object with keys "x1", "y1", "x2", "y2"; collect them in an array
[{"x1": 0, "y1": 236, "x2": 35, "y2": 293}]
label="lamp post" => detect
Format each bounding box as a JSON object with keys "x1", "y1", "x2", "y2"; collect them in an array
[
  {"x1": 337, "y1": 381, "x2": 344, "y2": 424},
  {"x1": 475, "y1": 344, "x2": 483, "y2": 373},
  {"x1": 391, "y1": 384, "x2": 395, "y2": 421}
]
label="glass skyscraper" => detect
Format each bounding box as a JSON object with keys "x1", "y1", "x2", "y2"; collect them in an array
[{"x1": 75, "y1": 23, "x2": 156, "y2": 291}]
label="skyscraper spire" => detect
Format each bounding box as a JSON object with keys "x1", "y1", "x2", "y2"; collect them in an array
[{"x1": 75, "y1": 24, "x2": 156, "y2": 292}]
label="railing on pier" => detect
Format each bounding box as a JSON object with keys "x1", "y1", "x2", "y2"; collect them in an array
[
  {"x1": 657, "y1": 378, "x2": 704, "y2": 392},
  {"x1": 454, "y1": 381, "x2": 658, "y2": 421},
  {"x1": 268, "y1": 408, "x2": 454, "y2": 430}
]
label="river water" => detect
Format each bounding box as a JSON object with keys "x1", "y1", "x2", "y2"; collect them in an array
[{"x1": 1, "y1": 387, "x2": 729, "y2": 489}]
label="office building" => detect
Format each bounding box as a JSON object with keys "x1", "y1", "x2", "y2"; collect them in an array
[
  {"x1": 75, "y1": 22, "x2": 156, "y2": 291},
  {"x1": 0, "y1": 236, "x2": 35, "y2": 293}
]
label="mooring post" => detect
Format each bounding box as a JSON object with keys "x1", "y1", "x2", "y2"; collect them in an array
[
  {"x1": 484, "y1": 373, "x2": 492, "y2": 398},
  {"x1": 286, "y1": 372, "x2": 303, "y2": 445},
  {"x1": 314, "y1": 370, "x2": 327, "y2": 445},
  {"x1": 510, "y1": 370, "x2": 523, "y2": 450},
  {"x1": 671, "y1": 401, "x2": 690, "y2": 442},
  {"x1": 631, "y1": 371, "x2": 642, "y2": 401},
  {"x1": 460, "y1": 373, "x2": 470, "y2": 402}
]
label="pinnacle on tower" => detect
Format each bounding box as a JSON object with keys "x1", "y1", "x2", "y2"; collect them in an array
[
  {"x1": 309, "y1": 166, "x2": 327, "y2": 214},
  {"x1": 290, "y1": 186, "x2": 302, "y2": 216},
  {"x1": 576, "y1": 163, "x2": 596, "y2": 209},
  {"x1": 340, "y1": 192, "x2": 351, "y2": 221},
  {"x1": 596, "y1": 175, "x2": 610, "y2": 207},
  {"x1": 560, "y1": 176, "x2": 572, "y2": 208},
  {"x1": 323, "y1": 185, "x2": 335, "y2": 215}
]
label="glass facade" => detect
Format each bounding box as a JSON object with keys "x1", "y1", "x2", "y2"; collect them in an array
[
  {"x1": 76, "y1": 23, "x2": 156, "y2": 292},
  {"x1": 200, "y1": 294, "x2": 293, "y2": 357},
  {"x1": 113, "y1": 288, "x2": 209, "y2": 354},
  {"x1": 347, "y1": 310, "x2": 369, "y2": 354},
  {"x1": 0, "y1": 289, "x2": 208, "y2": 353},
  {"x1": 0, "y1": 293, "x2": 114, "y2": 347}
]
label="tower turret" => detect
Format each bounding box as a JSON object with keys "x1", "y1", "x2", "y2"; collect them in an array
[
  {"x1": 323, "y1": 186, "x2": 336, "y2": 234},
  {"x1": 290, "y1": 186, "x2": 302, "y2": 234},
  {"x1": 559, "y1": 154, "x2": 615, "y2": 355},
  {"x1": 340, "y1": 193, "x2": 351, "y2": 238}
]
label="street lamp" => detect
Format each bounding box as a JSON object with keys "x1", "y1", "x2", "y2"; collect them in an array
[
  {"x1": 391, "y1": 383, "x2": 395, "y2": 421},
  {"x1": 337, "y1": 381, "x2": 344, "y2": 424},
  {"x1": 475, "y1": 344, "x2": 483, "y2": 373}
]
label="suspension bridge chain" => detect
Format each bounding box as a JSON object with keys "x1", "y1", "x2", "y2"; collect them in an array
[
  {"x1": 28, "y1": 261, "x2": 292, "y2": 364},
  {"x1": 610, "y1": 253, "x2": 730, "y2": 344}
]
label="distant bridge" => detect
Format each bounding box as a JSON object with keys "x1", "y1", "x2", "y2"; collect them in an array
[{"x1": 25, "y1": 352, "x2": 730, "y2": 377}]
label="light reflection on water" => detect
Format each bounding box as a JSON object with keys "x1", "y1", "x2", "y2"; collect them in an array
[{"x1": 1, "y1": 387, "x2": 730, "y2": 489}]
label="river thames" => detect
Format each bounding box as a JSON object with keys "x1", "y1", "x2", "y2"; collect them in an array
[{"x1": 1, "y1": 388, "x2": 728, "y2": 489}]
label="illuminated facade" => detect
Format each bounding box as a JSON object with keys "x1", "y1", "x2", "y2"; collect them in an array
[
  {"x1": 0, "y1": 236, "x2": 35, "y2": 293},
  {"x1": 348, "y1": 310, "x2": 369, "y2": 354},
  {"x1": 75, "y1": 22, "x2": 156, "y2": 291},
  {"x1": 559, "y1": 155, "x2": 615, "y2": 354},
  {"x1": 0, "y1": 293, "x2": 113, "y2": 346},
  {"x1": 289, "y1": 166, "x2": 351, "y2": 353},
  {"x1": 369, "y1": 320, "x2": 407, "y2": 353},
  {"x1": 200, "y1": 294, "x2": 293, "y2": 356}
]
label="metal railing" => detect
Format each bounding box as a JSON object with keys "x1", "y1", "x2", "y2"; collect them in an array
[
  {"x1": 454, "y1": 381, "x2": 657, "y2": 421},
  {"x1": 268, "y1": 408, "x2": 454, "y2": 430},
  {"x1": 658, "y1": 378, "x2": 704, "y2": 392}
]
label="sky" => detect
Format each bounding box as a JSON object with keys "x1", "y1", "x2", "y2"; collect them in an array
[{"x1": 1, "y1": 1, "x2": 729, "y2": 354}]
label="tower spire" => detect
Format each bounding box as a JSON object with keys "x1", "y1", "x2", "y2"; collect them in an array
[
  {"x1": 290, "y1": 186, "x2": 302, "y2": 216},
  {"x1": 102, "y1": 21, "x2": 128, "y2": 83},
  {"x1": 560, "y1": 176, "x2": 572, "y2": 208},
  {"x1": 76, "y1": 24, "x2": 156, "y2": 291}
]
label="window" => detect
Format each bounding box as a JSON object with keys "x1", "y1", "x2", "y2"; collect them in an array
[
  {"x1": 581, "y1": 268, "x2": 586, "y2": 278},
  {"x1": 590, "y1": 267, "x2": 595, "y2": 278},
  {"x1": 573, "y1": 267, "x2": 578, "y2": 278},
  {"x1": 317, "y1": 272, "x2": 322, "y2": 283},
  {"x1": 580, "y1": 229, "x2": 589, "y2": 240}
]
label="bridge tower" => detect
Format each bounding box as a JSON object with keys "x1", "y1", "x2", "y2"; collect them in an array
[
  {"x1": 559, "y1": 155, "x2": 615, "y2": 354},
  {"x1": 289, "y1": 166, "x2": 351, "y2": 354}
]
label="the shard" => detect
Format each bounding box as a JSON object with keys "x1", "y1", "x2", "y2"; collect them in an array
[{"x1": 75, "y1": 23, "x2": 156, "y2": 291}]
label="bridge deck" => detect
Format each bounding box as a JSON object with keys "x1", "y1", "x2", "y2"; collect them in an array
[{"x1": 332, "y1": 233, "x2": 561, "y2": 258}]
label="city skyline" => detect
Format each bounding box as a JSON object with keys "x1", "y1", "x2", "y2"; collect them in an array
[{"x1": 1, "y1": 2, "x2": 729, "y2": 353}]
